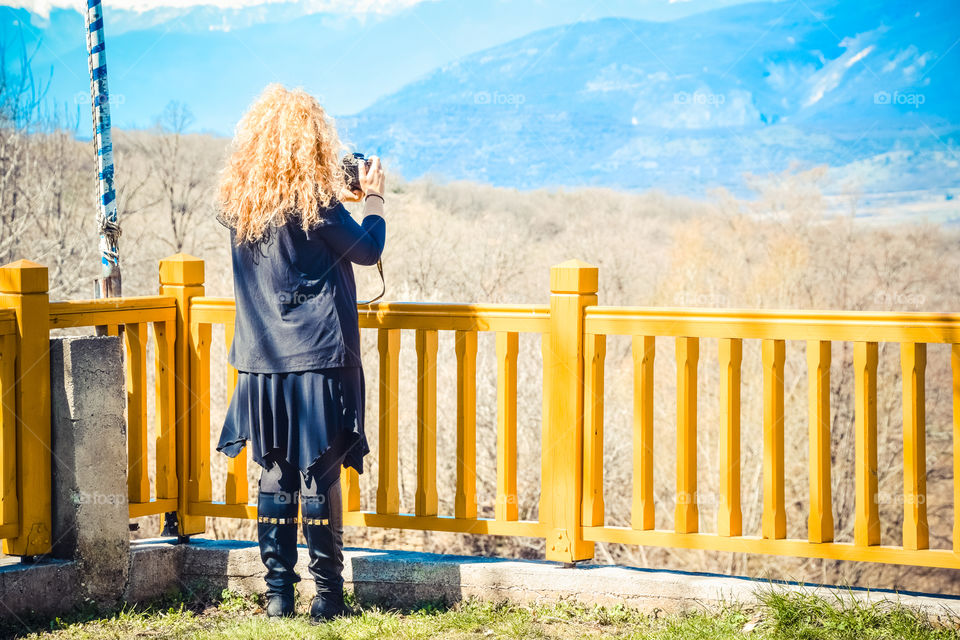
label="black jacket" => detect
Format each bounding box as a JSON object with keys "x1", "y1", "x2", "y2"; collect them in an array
[{"x1": 228, "y1": 198, "x2": 385, "y2": 373}]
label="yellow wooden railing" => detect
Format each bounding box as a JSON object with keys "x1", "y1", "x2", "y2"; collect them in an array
[
  {"x1": 164, "y1": 254, "x2": 579, "y2": 554},
  {"x1": 182, "y1": 275, "x2": 553, "y2": 542},
  {"x1": 2, "y1": 253, "x2": 960, "y2": 572},
  {"x1": 580, "y1": 307, "x2": 960, "y2": 568},
  {"x1": 48, "y1": 296, "x2": 179, "y2": 520}
]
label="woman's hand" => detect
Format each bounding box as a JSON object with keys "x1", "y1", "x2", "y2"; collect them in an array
[
  {"x1": 338, "y1": 188, "x2": 363, "y2": 203},
  {"x1": 359, "y1": 156, "x2": 385, "y2": 197}
]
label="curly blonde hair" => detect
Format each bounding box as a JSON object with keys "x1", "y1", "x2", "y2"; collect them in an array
[{"x1": 217, "y1": 84, "x2": 346, "y2": 244}]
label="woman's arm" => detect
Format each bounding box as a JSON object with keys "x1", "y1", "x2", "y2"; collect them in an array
[
  {"x1": 316, "y1": 197, "x2": 385, "y2": 266},
  {"x1": 314, "y1": 155, "x2": 386, "y2": 265}
]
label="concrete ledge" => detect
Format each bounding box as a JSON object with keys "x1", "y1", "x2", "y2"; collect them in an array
[
  {"x1": 127, "y1": 540, "x2": 184, "y2": 603},
  {"x1": 0, "y1": 558, "x2": 82, "y2": 621},
  {"x1": 174, "y1": 539, "x2": 960, "y2": 616},
  {"x1": 5, "y1": 540, "x2": 960, "y2": 622}
]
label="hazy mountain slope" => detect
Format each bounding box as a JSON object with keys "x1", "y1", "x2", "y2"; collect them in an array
[{"x1": 340, "y1": 0, "x2": 959, "y2": 194}]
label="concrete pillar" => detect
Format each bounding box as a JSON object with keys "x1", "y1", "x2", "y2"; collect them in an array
[{"x1": 49, "y1": 336, "x2": 129, "y2": 605}]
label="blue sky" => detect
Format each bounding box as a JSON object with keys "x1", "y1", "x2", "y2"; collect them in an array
[
  {"x1": 5, "y1": 0, "x2": 428, "y2": 13},
  {"x1": 5, "y1": 0, "x2": 748, "y2": 16}
]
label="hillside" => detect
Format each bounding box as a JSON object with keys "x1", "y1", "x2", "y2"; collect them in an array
[{"x1": 339, "y1": 0, "x2": 960, "y2": 195}]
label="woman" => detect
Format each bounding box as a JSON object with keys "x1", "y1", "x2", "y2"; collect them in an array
[{"x1": 214, "y1": 83, "x2": 385, "y2": 622}]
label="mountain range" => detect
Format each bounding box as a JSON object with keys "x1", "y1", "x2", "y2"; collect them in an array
[
  {"x1": 339, "y1": 0, "x2": 960, "y2": 195},
  {"x1": 1, "y1": 0, "x2": 958, "y2": 197}
]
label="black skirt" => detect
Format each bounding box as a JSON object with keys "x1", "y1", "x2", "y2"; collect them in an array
[{"x1": 216, "y1": 366, "x2": 370, "y2": 486}]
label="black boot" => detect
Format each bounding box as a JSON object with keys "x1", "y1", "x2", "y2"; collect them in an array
[
  {"x1": 257, "y1": 490, "x2": 300, "y2": 617},
  {"x1": 302, "y1": 483, "x2": 347, "y2": 623}
]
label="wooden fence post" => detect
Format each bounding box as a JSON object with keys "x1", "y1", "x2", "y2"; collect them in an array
[
  {"x1": 159, "y1": 254, "x2": 206, "y2": 537},
  {"x1": 0, "y1": 260, "x2": 52, "y2": 556},
  {"x1": 544, "y1": 259, "x2": 597, "y2": 563}
]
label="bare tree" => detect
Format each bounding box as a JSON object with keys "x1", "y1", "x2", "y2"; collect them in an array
[
  {"x1": 0, "y1": 32, "x2": 96, "y2": 296},
  {"x1": 0, "y1": 35, "x2": 45, "y2": 264},
  {"x1": 137, "y1": 101, "x2": 211, "y2": 253}
]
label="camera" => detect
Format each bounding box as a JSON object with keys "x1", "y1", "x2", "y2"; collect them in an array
[{"x1": 341, "y1": 152, "x2": 369, "y2": 194}]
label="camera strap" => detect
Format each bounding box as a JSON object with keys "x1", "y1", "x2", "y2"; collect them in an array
[{"x1": 358, "y1": 259, "x2": 385, "y2": 305}]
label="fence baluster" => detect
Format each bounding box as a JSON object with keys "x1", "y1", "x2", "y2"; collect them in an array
[
  {"x1": 539, "y1": 332, "x2": 551, "y2": 524},
  {"x1": 582, "y1": 334, "x2": 605, "y2": 527},
  {"x1": 153, "y1": 319, "x2": 177, "y2": 500},
  {"x1": 124, "y1": 322, "x2": 149, "y2": 504},
  {"x1": 455, "y1": 330, "x2": 477, "y2": 519},
  {"x1": 189, "y1": 321, "x2": 212, "y2": 504},
  {"x1": 762, "y1": 339, "x2": 786, "y2": 540},
  {"x1": 953, "y1": 345, "x2": 960, "y2": 554},
  {"x1": 901, "y1": 342, "x2": 928, "y2": 550},
  {"x1": 807, "y1": 340, "x2": 833, "y2": 543},
  {"x1": 223, "y1": 323, "x2": 247, "y2": 506},
  {"x1": 377, "y1": 329, "x2": 400, "y2": 515},
  {"x1": 632, "y1": 335, "x2": 655, "y2": 531},
  {"x1": 416, "y1": 329, "x2": 439, "y2": 517},
  {"x1": 675, "y1": 336, "x2": 699, "y2": 534},
  {"x1": 718, "y1": 338, "x2": 742, "y2": 537},
  {"x1": 496, "y1": 331, "x2": 519, "y2": 521},
  {"x1": 0, "y1": 333, "x2": 17, "y2": 532},
  {"x1": 854, "y1": 341, "x2": 880, "y2": 546},
  {"x1": 341, "y1": 467, "x2": 361, "y2": 512}
]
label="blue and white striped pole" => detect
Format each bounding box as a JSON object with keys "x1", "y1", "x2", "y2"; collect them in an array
[{"x1": 85, "y1": 0, "x2": 122, "y2": 298}]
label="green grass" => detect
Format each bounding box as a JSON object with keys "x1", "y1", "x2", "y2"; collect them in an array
[{"x1": 3, "y1": 586, "x2": 958, "y2": 640}]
